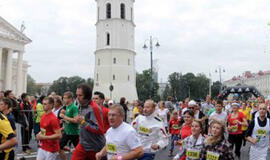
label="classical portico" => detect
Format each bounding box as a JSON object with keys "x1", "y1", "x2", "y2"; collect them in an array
[{"x1": 0, "y1": 17, "x2": 31, "y2": 96}]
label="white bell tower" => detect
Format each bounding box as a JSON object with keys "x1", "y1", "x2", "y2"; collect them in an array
[{"x1": 93, "y1": 0, "x2": 138, "y2": 102}]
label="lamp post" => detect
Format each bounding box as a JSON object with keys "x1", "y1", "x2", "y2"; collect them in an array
[
  {"x1": 215, "y1": 66, "x2": 225, "y2": 92},
  {"x1": 143, "y1": 36, "x2": 160, "y2": 99}
]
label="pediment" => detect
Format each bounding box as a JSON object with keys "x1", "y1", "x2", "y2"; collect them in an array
[{"x1": 0, "y1": 16, "x2": 32, "y2": 44}]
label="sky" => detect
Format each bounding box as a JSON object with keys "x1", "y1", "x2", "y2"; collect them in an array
[{"x1": 1, "y1": 0, "x2": 270, "y2": 83}]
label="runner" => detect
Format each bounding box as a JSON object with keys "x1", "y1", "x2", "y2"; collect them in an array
[
  {"x1": 93, "y1": 91, "x2": 110, "y2": 133},
  {"x1": 201, "y1": 95, "x2": 214, "y2": 116},
  {"x1": 239, "y1": 101, "x2": 251, "y2": 146},
  {"x1": 95, "y1": 104, "x2": 143, "y2": 160},
  {"x1": 36, "y1": 97, "x2": 62, "y2": 160},
  {"x1": 227, "y1": 103, "x2": 248, "y2": 159},
  {"x1": 208, "y1": 100, "x2": 227, "y2": 125},
  {"x1": 174, "y1": 120, "x2": 205, "y2": 160},
  {"x1": 246, "y1": 103, "x2": 270, "y2": 160},
  {"x1": 59, "y1": 91, "x2": 79, "y2": 160},
  {"x1": 157, "y1": 101, "x2": 170, "y2": 132},
  {"x1": 71, "y1": 83, "x2": 105, "y2": 160},
  {"x1": 132, "y1": 99, "x2": 168, "y2": 160},
  {"x1": 168, "y1": 110, "x2": 180, "y2": 157},
  {"x1": 179, "y1": 110, "x2": 194, "y2": 140},
  {"x1": 201, "y1": 119, "x2": 234, "y2": 160},
  {"x1": 132, "y1": 100, "x2": 140, "y2": 120},
  {"x1": 0, "y1": 98, "x2": 17, "y2": 160}
]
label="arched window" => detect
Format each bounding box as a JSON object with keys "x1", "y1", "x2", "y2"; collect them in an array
[
  {"x1": 120, "y1": 3, "x2": 125, "y2": 19},
  {"x1": 106, "y1": 3, "x2": 111, "y2": 19},
  {"x1": 128, "y1": 59, "x2": 130, "y2": 65},
  {"x1": 113, "y1": 75, "x2": 115, "y2": 80},
  {"x1": 128, "y1": 75, "x2": 130, "y2": 81},
  {"x1": 98, "y1": 59, "x2": 100, "y2": 65},
  {"x1": 131, "y1": 8, "x2": 133, "y2": 20},
  {"x1": 96, "y1": 73, "x2": 99, "y2": 81},
  {"x1": 113, "y1": 58, "x2": 116, "y2": 64},
  {"x1": 106, "y1": 33, "x2": 110, "y2": 45}
]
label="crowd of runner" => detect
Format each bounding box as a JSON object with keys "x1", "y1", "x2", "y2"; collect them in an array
[{"x1": 0, "y1": 84, "x2": 270, "y2": 160}]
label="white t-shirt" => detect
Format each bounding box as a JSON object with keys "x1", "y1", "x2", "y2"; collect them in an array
[
  {"x1": 156, "y1": 108, "x2": 169, "y2": 126},
  {"x1": 209, "y1": 111, "x2": 227, "y2": 124},
  {"x1": 52, "y1": 107, "x2": 62, "y2": 117},
  {"x1": 105, "y1": 122, "x2": 141, "y2": 159}
]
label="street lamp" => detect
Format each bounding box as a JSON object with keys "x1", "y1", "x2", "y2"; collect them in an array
[
  {"x1": 215, "y1": 66, "x2": 225, "y2": 92},
  {"x1": 143, "y1": 36, "x2": 160, "y2": 99}
]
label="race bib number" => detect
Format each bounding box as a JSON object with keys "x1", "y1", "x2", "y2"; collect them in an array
[
  {"x1": 231, "y1": 125, "x2": 238, "y2": 132},
  {"x1": 106, "y1": 143, "x2": 117, "y2": 154},
  {"x1": 186, "y1": 149, "x2": 200, "y2": 159},
  {"x1": 206, "y1": 151, "x2": 220, "y2": 160},
  {"x1": 256, "y1": 129, "x2": 267, "y2": 137},
  {"x1": 138, "y1": 126, "x2": 151, "y2": 134},
  {"x1": 172, "y1": 124, "x2": 179, "y2": 130},
  {"x1": 40, "y1": 128, "x2": 46, "y2": 135}
]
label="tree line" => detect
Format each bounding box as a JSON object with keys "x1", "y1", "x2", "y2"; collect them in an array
[{"x1": 27, "y1": 70, "x2": 221, "y2": 101}]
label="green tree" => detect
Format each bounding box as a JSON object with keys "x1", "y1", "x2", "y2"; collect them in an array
[
  {"x1": 162, "y1": 84, "x2": 171, "y2": 100},
  {"x1": 136, "y1": 69, "x2": 159, "y2": 102},
  {"x1": 49, "y1": 76, "x2": 86, "y2": 95},
  {"x1": 211, "y1": 81, "x2": 222, "y2": 98},
  {"x1": 27, "y1": 74, "x2": 41, "y2": 95},
  {"x1": 168, "y1": 72, "x2": 185, "y2": 101},
  {"x1": 193, "y1": 73, "x2": 210, "y2": 99}
]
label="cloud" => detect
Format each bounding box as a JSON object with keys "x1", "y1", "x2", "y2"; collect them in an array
[{"x1": 1, "y1": 0, "x2": 270, "y2": 83}]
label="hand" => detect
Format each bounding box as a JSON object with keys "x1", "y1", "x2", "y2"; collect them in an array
[
  {"x1": 151, "y1": 144, "x2": 160, "y2": 150},
  {"x1": 25, "y1": 126, "x2": 29, "y2": 131},
  {"x1": 60, "y1": 109, "x2": 66, "y2": 114},
  {"x1": 59, "y1": 113, "x2": 65, "y2": 119},
  {"x1": 95, "y1": 152, "x2": 103, "y2": 160},
  {"x1": 249, "y1": 137, "x2": 257, "y2": 145},
  {"x1": 109, "y1": 155, "x2": 118, "y2": 160},
  {"x1": 75, "y1": 115, "x2": 84, "y2": 123},
  {"x1": 36, "y1": 133, "x2": 45, "y2": 141}
]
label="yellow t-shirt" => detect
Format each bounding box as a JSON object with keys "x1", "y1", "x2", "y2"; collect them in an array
[
  {"x1": 0, "y1": 113, "x2": 15, "y2": 153},
  {"x1": 133, "y1": 107, "x2": 139, "y2": 119},
  {"x1": 239, "y1": 107, "x2": 251, "y2": 131}
]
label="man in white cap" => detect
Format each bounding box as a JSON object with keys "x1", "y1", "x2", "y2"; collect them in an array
[{"x1": 181, "y1": 100, "x2": 196, "y2": 115}]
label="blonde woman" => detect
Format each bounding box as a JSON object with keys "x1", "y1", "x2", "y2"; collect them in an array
[
  {"x1": 173, "y1": 120, "x2": 205, "y2": 160},
  {"x1": 201, "y1": 120, "x2": 234, "y2": 160}
]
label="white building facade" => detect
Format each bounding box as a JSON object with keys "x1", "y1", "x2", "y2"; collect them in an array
[
  {"x1": 93, "y1": 0, "x2": 138, "y2": 102},
  {"x1": 0, "y1": 17, "x2": 31, "y2": 96},
  {"x1": 223, "y1": 70, "x2": 270, "y2": 97}
]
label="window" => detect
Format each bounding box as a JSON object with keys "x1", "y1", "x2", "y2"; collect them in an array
[
  {"x1": 106, "y1": 33, "x2": 110, "y2": 45},
  {"x1": 97, "y1": 7, "x2": 100, "y2": 20},
  {"x1": 98, "y1": 59, "x2": 100, "y2": 65},
  {"x1": 131, "y1": 8, "x2": 133, "y2": 20},
  {"x1": 96, "y1": 73, "x2": 99, "y2": 81},
  {"x1": 106, "y1": 3, "x2": 111, "y2": 19},
  {"x1": 113, "y1": 58, "x2": 116, "y2": 64},
  {"x1": 113, "y1": 75, "x2": 115, "y2": 80},
  {"x1": 128, "y1": 59, "x2": 130, "y2": 65},
  {"x1": 128, "y1": 75, "x2": 130, "y2": 81},
  {"x1": 120, "y1": 3, "x2": 125, "y2": 19}
]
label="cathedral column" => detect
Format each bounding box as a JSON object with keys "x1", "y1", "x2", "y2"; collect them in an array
[
  {"x1": 0, "y1": 48, "x2": 3, "y2": 86},
  {"x1": 16, "y1": 51, "x2": 24, "y2": 95},
  {"x1": 5, "y1": 49, "x2": 13, "y2": 90}
]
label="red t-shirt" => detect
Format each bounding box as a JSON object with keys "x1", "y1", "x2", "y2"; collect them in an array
[
  {"x1": 228, "y1": 112, "x2": 246, "y2": 135},
  {"x1": 180, "y1": 124, "x2": 192, "y2": 139},
  {"x1": 40, "y1": 112, "x2": 60, "y2": 153},
  {"x1": 169, "y1": 119, "x2": 180, "y2": 135},
  {"x1": 102, "y1": 106, "x2": 110, "y2": 133}
]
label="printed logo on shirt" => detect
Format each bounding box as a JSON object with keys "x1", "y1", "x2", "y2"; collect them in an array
[
  {"x1": 206, "y1": 151, "x2": 220, "y2": 160},
  {"x1": 186, "y1": 149, "x2": 200, "y2": 159},
  {"x1": 172, "y1": 124, "x2": 179, "y2": 130},
  {"x1": 231, "y1": 125, "x2": 238, "y2": 132},
  {"x1": 40, "y1": 128, "x2": 46, "y2": 135},
  {"x1": 138, "y1": 126, "x2": 151, "y2": 135},
  {"x1": 256, "y1": 129, "x2": 267, "y2": 137},
  {"x1": 106, "y1": 143, "x2": 117, "y2": 154}
]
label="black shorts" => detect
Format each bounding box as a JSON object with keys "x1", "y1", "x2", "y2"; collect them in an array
[
  {"x1": 60, "y1": 133, "x2": 79, "y2": 149},
  {"x1": 0, "y1": 150, "x2": 14, "y2": 160}
]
